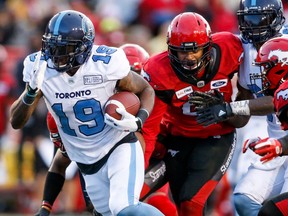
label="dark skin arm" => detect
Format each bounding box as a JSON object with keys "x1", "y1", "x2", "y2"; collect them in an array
[
  {"x1": 236, "y1": 83, "x2": 274, "y2": 115},
  {"x1": 279, "y1": 134, "x2": 288, "y2": 156},
  {"x1": 224, "y1": 82, "x2": 274, "y2": 128},
  {"x1": 116, "y1": 71, "x2": 155, "y2": 115},
  {"x1": 10, "y1": 84, "x2": 43, "y2": 129}
]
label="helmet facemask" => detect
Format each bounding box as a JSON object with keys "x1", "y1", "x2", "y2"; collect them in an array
[
  {"x1": 237, "y1": 0, "x2": 285, "y2": 45},
  {"x1": 254, "y1": 60, "x2": 287, "y2": 95},
  {"x1": 168, "y1": 42, "x2": 210, "y2": 81},
  {"x1": 42, "y1": 36, "x2": 89, "y2": 72}
]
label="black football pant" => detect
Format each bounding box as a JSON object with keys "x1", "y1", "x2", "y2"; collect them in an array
[{"x1": 163, "y1": 131, "x2": 236, "y2": 215}]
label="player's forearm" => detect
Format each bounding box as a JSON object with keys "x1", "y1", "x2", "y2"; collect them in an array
[
  {"x1": 225, "y1": 115, "x2": 250, "y2": 128},
  {"x1": 278, "y1": 135, "x2": 288, "y2": 156},
  {"x1": 138, "y1": 85, "x2": 155, "y2": 115},
  {"x1": 248, "y1": 96, "x2": 274, "y2": 115},
  {"x1": 229, "y1": 96, "x2": 274, "y2": 116},
  {"x1": 10, "y1": 91, "x2": 41, "y2": 129}
]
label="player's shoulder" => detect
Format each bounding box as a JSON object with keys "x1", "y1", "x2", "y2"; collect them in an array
[
  {"x1": 23, "y1": 51, "x2": 43, "y2": 66},
  {"x1": 87, "y1": 44, "x2": 130, "y2": 79},
  {"x1": 144, "y1": 51, "x2": 170, "y2": 73},
  {"x1": 90, "y1": 44, "x2": 125, "y2": 60},
  {"x1": 23, "y1": 51, "x2": 46, "y2": 75},
  {"x1": 212, "y1": 32, "x2": 243, "y2": 59},
  {"x1": 143, "y1": 51, "x2": 176, "y2": 89},
  {"x1": 212, "y1": 31, "x2": 242, "y2": 45},
  {"x1": 274, "y1": 81, "x2": 288, "y2": 126},
  {"x1": 275, "y1": 81, "x2": 288, "y2": 97}
]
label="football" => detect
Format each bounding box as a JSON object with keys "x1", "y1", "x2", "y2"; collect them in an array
[{"x1": 104, "y1": 91, "x2": 140, "y2": 120}]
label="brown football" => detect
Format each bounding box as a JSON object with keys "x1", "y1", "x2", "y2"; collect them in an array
[{"x1": 105, "y1": 91, "x2": 140, "y2": 120}]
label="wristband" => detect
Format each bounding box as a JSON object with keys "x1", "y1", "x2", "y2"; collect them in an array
[
  {"x1": 27, "y1": 85, "x2": 38, "y2": 94},
  {"x1": 41, "y1": 200, "x2": 52, "y2": 211},
  {"x1": 136, "y1": 108, "x2": 149, "y2": 128},
  {"x1": 22, "y1": 85, "x2": 38, "y2": 105},
  {"x1": 230, "y1": 100, "x2": 250, "y2": 115}
]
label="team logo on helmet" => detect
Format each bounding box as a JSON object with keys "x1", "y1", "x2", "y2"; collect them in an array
[
  {"x1": 268, "y1": 49, "x2": 288, "y2": 67},
  {"x1": 276, "y1": 88, "x2": 288, "y2": 100}
]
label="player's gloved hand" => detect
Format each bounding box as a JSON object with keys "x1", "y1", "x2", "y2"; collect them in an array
[
  {"x1": 243, "y1": 137, "x2": 283, "y2": 163},
  {"x1": 29, "y1": 53, "x2": 47, "y2": 90},
  {"x1": 189, "y1": 90, "x2": 224, "y2": 110},
  {"x1": 242, "y1": 137, "x2": 261, "y2": 153},
  {"x1": 104, "y1": 107, "x2": 142, "y2": 132},
  {"x1": 22, "y1": 53, "x2": 47, "y2": 105},
  {"x1": 50, "y1": 132, "x2": 66, "y2": 153},
  {"x1": 196, "y1": 102, "x2": 232, "y2": 127}
]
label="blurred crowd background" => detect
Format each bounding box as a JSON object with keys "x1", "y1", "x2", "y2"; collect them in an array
[{"x1": 1, "y1": 0, "x2": 288, "y2": 215}]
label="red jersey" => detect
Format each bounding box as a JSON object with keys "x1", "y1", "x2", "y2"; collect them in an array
[
  {"x1": 142, "y1": 32, "x2": 243, "y2": 157},
  {"x1": 274, "y1": 81, "x2": 288, "y2": 130}
]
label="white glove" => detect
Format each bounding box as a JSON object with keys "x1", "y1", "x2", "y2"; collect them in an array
[
  {"x1": 22, "y1": 53, "x2": 47, "y2": 105},
  {"x1": 104, "y1": 107, "x2": 142, "y2": 132},
  {"x1": 29, "y1": 53, "x2": 47, "y2": 90}
]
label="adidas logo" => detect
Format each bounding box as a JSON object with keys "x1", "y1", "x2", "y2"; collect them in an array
[{"x1": 218, "y1": 110, "x2": 226, "y2": 116}]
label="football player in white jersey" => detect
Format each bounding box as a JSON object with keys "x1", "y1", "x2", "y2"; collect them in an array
[
  {"x1": 194, "y1": 0, "x2": 287, "y2": 215},
  {"x1": 9, "y1": 10, "x2": 163, "y2": 216},
  {"x1": 34, "y1": 43, "x2": 152, "y2": 216},
  {"x1": 243, "y1": 36, "x2": 288, "y2": 216}
]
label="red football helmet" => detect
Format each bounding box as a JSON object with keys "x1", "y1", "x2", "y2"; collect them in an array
[
  {"x1": 167, "y1": 12, "x2": 212, "y2": 83},
  {"x1": 254, "y1": 37, "x2": 288, "y2": 95},
  {"x1": 120, "y1": 43, "x2": 149, "y2": 74}
]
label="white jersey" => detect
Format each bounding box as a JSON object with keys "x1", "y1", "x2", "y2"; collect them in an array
[{"x1": 23, "y1": 45, "x2": 131, "y2": 164}]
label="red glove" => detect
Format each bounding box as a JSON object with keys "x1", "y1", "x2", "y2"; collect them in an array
[
  {"x1": 243, "y1": 137, "x2": 283, "y2": 163},
  {"x1": 243, "y1": 137, "x2": 261, "y2": 153}
]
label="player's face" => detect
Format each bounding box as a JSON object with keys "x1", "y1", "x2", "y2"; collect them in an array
[
  {"x1": 51, "y1": 45, "x2": 75, "y2": 68},
  {"x1": 177, "y1": 49, "x2": 204, "y2": 70}
]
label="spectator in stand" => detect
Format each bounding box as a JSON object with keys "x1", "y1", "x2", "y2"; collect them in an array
[{"x1": 0, "y1": 44, "x2": 17, "y2": 155}]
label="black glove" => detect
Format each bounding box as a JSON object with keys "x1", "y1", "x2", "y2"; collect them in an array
[
  {"x1": 189, "y1": 90, "x2": 224, "y2": 110},
  {"x1": 196, "y1": 102, "x2": 232, "y2": 127}
]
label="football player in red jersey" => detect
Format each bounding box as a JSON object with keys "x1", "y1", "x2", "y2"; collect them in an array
[
  {"x1": 141, "y1": 12, "x2": 250, "y2": 216},
  {"x1": 242, "y1": 37, "x2": 288, "y2": 216}
]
